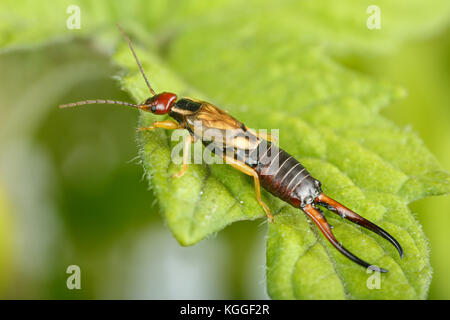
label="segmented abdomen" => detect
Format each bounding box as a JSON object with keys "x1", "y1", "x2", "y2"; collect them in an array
[{"x1": 248, "y1": 143, "x2": 319, "y2": 208}]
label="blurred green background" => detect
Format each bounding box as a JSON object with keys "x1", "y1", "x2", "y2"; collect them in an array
[{"x1": 0, "y1": 1, "x2": 449, "y2": 299}]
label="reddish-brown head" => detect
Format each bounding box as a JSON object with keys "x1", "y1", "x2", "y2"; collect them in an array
[{"x1": 140, "y1": 92, "x2": 177, "y2": 114}]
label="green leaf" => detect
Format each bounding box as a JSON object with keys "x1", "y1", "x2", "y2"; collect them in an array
[
  {"x1": 3, "y1": 0, "x2": 450, "y2": 299},
  {"x1": 113, "y1": 1, "x2": 450, "y2": 299}
]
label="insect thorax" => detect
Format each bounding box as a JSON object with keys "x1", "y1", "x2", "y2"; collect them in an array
[{"x1": 173, "y1": 98, "x2": 202, "y2": 113}]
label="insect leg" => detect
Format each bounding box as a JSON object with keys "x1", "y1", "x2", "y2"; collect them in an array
[
  {"x1": 223, "y1": 156, "x2": 274, "y2": 222},
  {"x1": 302, "y1": 204, "x2": 388, "y2": 272},
  {"x1": 315, "y1": 193, "x2": 403, "y2": 259},
  {"x1": 173, "y1": 135, "x2": 196, "y2": 178},
  {"x1": 137, "y1": 120, "x2": 181, "y2": 131}
]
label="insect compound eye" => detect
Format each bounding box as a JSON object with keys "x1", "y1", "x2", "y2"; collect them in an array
[{"x1": 151, "y1": 105, "x2": 156, "y2": 113}]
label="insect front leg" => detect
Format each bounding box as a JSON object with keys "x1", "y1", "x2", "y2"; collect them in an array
[
  {"x1": 223, "y1": 156, "x2": 274, "y2": 222},
  {"x1": 173, "y1": 135, "x2": 196, "y2": 178},
  {"x1": 137, "y1": 120, "x2": 181, "y2": 131}
]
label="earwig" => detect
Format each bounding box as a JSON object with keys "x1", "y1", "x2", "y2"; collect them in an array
[{"x1": 60, "y1": 25, "x2": 403, "y2": 272}]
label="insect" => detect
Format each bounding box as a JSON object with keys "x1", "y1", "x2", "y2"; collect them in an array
[{"x1": 60, "y1": 25, "x2": 403, "y2": 272}]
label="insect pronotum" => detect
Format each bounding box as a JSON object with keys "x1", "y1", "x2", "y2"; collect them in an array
[{"x1": 60, "y1": 25, "x2": 403, "y2": 272}]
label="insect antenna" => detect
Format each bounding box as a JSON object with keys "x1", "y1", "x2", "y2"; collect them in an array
[
  {"x1": 117, "y1": 24, "x2": 156, "y2": 96},
  {"x1": 59, "y1": 99, "x2": 140, "y2": 109}
]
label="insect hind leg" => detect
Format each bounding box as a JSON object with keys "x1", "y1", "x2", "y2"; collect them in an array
[{"x1": 224, "y1": 156, "x2": 274, "y2": 222}]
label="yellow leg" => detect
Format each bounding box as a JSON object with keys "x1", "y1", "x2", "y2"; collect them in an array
[
  {"x1": 137, "y1": 120, "x2": 181, "y2": 131},
  {"x1": 137, "y1": 120, "x2": 191, "y2": 178},
  {"x1": 173, "y1": 135, "x2": 195, "y2": 178},
  {"x1": 224, "y1": 156, "x2": 274, "y2": 222}
]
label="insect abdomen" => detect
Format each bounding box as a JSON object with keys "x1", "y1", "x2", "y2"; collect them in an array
[{"x1": 252, "y1": 144, "x2": 321, "y2": 208}]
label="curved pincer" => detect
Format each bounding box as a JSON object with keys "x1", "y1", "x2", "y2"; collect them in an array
[
  {"x1": 315, "y1": 193, "x2": 403, "y2": 259},
  {"x1": 302, "y1": 204, "x2": 389, "y2": 273}
]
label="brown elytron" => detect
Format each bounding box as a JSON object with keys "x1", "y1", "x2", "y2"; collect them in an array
[{"x1": 59, "y1": 26, "x2": 403, "y2": 272}]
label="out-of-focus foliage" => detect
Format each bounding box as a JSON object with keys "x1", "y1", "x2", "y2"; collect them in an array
[
  {"x1": 0, "y1": 0, "x2": 449, "y2": 299},
  {"x1": 0, "y1": 185, "x2": 13, "y2": 294}
]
